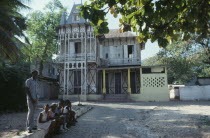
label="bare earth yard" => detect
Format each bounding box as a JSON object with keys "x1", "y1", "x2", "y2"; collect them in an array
[{"x1": 1, "y1": 101, "x2": 210, "y2": 138}]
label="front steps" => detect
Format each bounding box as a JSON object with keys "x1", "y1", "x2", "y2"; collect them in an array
[{"x1": 101, "y1": 94, "x2": 132, "y2": 102}]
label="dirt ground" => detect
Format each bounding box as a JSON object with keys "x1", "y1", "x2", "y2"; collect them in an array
[
  {"x1": 134, "y1": 101, "x2": 210, "y2": 138},
  {"x1": 1, "y1": 101, "x2": 210, "y2": 138},
  {"x1": 0, "y1": 100, "x2": 62, "y2": 138}
]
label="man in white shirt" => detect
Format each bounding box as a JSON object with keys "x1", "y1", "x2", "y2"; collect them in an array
[{"x1": 25, "y1": 70, "x2": 38, "y2": 133}]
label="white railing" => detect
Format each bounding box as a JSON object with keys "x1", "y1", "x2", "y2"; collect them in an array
[
  {"x1": 54, "y1": 53, "x2": 96, "y2": 63},
  {"x1": 100, "y1": 58, "x2": 141, "y2": 66}
]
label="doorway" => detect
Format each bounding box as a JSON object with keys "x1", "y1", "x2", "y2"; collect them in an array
[
  {"x1": 115, "y1": 72, "x2": 122, "y2": 94},
  {"x1": 131, "y1": 72, "x2": 136, "y2": 93},
  {"x1": 74, "y1": 71, "x2": 81, "y2": 94}
]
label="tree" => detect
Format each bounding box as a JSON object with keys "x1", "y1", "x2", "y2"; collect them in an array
[
  {"x1": 26, "y1": 0, "x2": 64, "y2": 75},
  {"x1": 0, "y1": 0, "x2": 30, "y2": 61},
  {"x1": 143, "y1": 40, "x2": 210, "y2": 84},
  {"x1": 79, "y1": 0, "x2": 209, "y2": 48}
]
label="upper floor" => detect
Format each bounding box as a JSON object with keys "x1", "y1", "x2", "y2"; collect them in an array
[
  {"x1": 54, "y1": 4, "x2": 145, "y2": 67},
  {"x1": 99, "y1": 29, "x2": 144, "y2": 67}
]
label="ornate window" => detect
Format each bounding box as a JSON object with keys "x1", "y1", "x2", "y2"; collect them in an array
[{"x1": 73, "y1": 14, "x2": 80, "y2": 22}]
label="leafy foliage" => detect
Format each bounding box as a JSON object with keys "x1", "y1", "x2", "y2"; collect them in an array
[
  {"x1": 143, "y1": 40, "x2": 210, "y2": 84},
  {"x1": 0, "y1": 0, "x2": 30, "y2": 61},
  {"x1": 0, "y1": 62, "x2": 30, "y2": 112},
  {"x1": 79, "y1": 0, "x2": 209, "y2": 47},
  {"x1": 26, "y1": 0, "x2": 64, "y2": 75}
]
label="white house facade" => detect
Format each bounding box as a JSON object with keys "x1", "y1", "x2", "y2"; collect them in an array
[{"x1": 54, "y1": 3, "x2": 169, "y2": 102}]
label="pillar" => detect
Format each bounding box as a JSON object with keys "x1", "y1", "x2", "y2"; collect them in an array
[
  {"x1": 140, "y1": 68, "x2": 143, "y2": 93},
  {"x1": 67, "y1": 65, "x2": 69, "y2": 95},
  {"x1": 165, "y1": 67, "x2": 168, "y2": 86},
  {"x1": 102, "y1": 69, "x2": 106, "y2": 94},
  {"x1": 127, "y1": 68, "x2": 131, "y2": 94},
  {"x1": 63, "y1": 65, "x2": 66, "y2": 95}
]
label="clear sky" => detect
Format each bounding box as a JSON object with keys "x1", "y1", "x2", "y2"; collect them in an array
[{"x1": 23, "y1": 0, "x2": 161, "y2": 60}]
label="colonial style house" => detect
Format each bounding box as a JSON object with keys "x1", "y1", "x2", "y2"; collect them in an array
[{"x1": 54, "y1": 3, "x2": 169, "y2": 102}]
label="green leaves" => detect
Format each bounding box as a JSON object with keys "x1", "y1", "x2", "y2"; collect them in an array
[
  {"x1": 26, "y1": 0, "x2": 64, "y2": 63},
  {"x1": 79, "y1": 0, "x2": 209, "y2": 48},
  {"x1": 158, "y1": 38, "x2": 168, "y2": 48},
  {"x1": 0, "y1": 0, "x2": 30, "y2": 62}
]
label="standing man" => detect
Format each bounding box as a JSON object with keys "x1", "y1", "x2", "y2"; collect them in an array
[{"x1": 25, "y1": 70, "x2": 38, "y2": 133}]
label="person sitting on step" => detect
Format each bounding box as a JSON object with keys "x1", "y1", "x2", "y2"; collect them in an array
[
  {"x1": 37, "y1": 104, "x2": 56, "y2": 137},
  {"x1": 48, "y1": 103, "x2": 61, "y2": 135},
  {"x1": 65, "y1": 100, "x2": 77, "y2": 126},
  {"x1": 62, "y1": 101, "x2": 70, "y2": 130}
]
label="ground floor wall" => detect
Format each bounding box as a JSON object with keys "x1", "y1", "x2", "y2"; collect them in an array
[
  {"x1": 98, "y1": 69, "x2": 140, "y2": 94},
  {"x1": 59, "y1": 66, "x2": 169, "y2": 102}
]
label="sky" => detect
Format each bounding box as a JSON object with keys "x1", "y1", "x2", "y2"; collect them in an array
[{"x1": 22, "y1": 0, "x2": 161, "y2": 60}]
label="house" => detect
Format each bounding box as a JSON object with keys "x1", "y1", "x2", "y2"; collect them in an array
[
  {"x1": 31, "y1": 59, "x2": 59, "y2": 99},
  {"x1": 54, "y1": 3, "x2": 169, "y2": 102}
]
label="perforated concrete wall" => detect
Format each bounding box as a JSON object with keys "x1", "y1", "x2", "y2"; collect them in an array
[{"x1": 140, "y1": 73, "x2": 169, "y2": 101}]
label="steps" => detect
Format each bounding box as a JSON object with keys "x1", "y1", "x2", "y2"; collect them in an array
[{"x1": 101, "y1": 94, "x2": 132, "y2": 102}]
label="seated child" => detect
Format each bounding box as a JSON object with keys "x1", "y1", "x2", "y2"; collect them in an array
[
  {"x1": 48, "y1": 103, "x2": 62, "y2": 134},
  {"x1": 65, "y1": 100, "x2": 77, "y2": 126},
  {"x1": 48, "y1": 103, "x2": 57, "y2": 119},
  {"x1": 62, "y1": 101, "x2": 70, "y2": 130},
  {"x1": 37, "y1": 104, "x2": 56, "y2": 137},
  {"x1": 55, "y1": 102, "x2": 63, "y2": 117},
  {"x1": 64, "y1": 100, "x2": 77, "y2": 126}
]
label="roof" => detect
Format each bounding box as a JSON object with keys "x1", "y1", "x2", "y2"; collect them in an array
[
  {"x1": 104, "y1": 29, "x2": 136, "y2": 38},
  {"x1": 60, "y1": 4, "x2": 87, "y2": 25},
  {"x1": 60, "y1": 11, "x2": 66, "y2": 25}
]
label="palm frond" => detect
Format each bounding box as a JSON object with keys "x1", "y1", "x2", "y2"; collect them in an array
[{"x1": 0, "y1": 0, "x2": 31, "y2": 61}]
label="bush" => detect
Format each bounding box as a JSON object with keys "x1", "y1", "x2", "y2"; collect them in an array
[{"x1": 0, "y1": 62, "x2": 30, "y2": 112}]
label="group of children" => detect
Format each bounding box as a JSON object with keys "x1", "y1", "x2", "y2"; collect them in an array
[{"x1": 37, "y1": 100, "x2": 77, "y2": 137}]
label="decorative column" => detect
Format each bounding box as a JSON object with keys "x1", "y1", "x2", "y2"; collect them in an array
[
  {"x1": 84, "y1": 31, "x2": 87, "y2": 101},
  {"x1": 63, "y1": 34, "x2": 66, "y2": 96},
  {"x1": 165, "y1": 67, "x2": 168, "y2": 86},
  {"x1": 67, "y1": 64, "x2": 69, "y2": 95},
  {"x1": 127, "y1": 68, "x2": 131, "y2": 94},
  {"x1": 90, "y1": 32, "x2": 91, "y2": 55},
  {"x1": 140, "y1": 68, "x2": 143, "y2": 93},
  {"x1": 94, "y1": 35, "x2": 97, "y2": 60},
  {"x1": 63, "y1": 64, "x2": 66, "y2": 95},
  {"x1": 102, "y1": 69, "x2": 106, "y2": 94}
]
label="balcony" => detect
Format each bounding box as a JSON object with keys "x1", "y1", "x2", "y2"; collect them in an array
[
  {"x1": 100, "y1": 58, "x2": 141, "y2": 67},
  {"x1": 54, "y1": 53, "x2": 96, "y2": 63}
]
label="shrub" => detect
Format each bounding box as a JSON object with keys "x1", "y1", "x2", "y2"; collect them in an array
[{"x1": 0, "y1": 62, "x2": 30, "y2": 112}]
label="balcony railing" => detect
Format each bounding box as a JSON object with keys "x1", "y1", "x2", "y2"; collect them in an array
[
  {"x1": 100, "y1": 58, "x2": 141, "y2": 67},
  {"x1": 54, "y1": 53, "x2": 96, "y2": 63}
]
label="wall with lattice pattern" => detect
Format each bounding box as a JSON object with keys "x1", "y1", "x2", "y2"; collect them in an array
[
  {"x1": 138, "y1": 73, "x2": 169, "y2": 101},
  {"x1": 142, "y1": 76, "x2": 166, "y2": 88}
]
